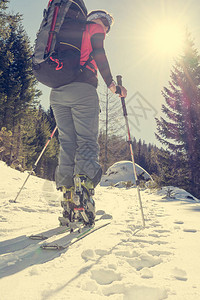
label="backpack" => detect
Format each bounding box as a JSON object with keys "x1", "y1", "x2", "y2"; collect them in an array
[{"x1": 32, "y1": 0, "x2": 88, "y2": 88}]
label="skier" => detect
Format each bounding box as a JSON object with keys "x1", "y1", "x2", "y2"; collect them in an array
[{"x1": 50, "y1": 10, "x2": 127, "y2": 225}]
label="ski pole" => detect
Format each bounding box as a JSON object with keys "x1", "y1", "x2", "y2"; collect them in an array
[
  {"x1": 11, "y1": 126, "x2": 58, "y2": 203},
  {"x1": 116, "y1": 75, "x2": 145, "y2": 227}
]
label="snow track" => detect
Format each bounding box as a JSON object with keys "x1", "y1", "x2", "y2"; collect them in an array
[{"x1": 0, "y1": 161, "x2": 200, "y2": 299}]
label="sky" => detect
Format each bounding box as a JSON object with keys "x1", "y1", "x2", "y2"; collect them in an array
[{"x1": 7, "y1": 0, "x2": 200, "y2": 145}]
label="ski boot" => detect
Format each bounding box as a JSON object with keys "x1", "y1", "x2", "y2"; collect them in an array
[
  {"x1": 59, "y1": 186, "x2": 82, "y2": 227},
  {"x1": 74, "y1": 174, "x2": 96, "y2": 226}
]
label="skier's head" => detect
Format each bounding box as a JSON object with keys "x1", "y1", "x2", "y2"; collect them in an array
[{"x1": 87, "y1": 10, "x2": 114, "y2": 33}]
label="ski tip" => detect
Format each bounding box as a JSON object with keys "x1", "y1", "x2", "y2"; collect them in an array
[
  {"x1": 29, "y1": 235, "x2": 48, "y2": 240},
  {"x1": 40, "y1": 244, "x2": 65, "y2": 250}
]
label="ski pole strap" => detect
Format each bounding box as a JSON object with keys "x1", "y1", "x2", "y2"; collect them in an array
[{"x1": 116, "y1": 75, "x2": 127, "y2": 117}]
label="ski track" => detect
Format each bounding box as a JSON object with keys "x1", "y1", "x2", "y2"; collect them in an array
[{"x1": 0, "y1": 161, "x2": 200, "y2": 299}]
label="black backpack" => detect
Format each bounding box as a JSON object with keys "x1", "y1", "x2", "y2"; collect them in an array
[{"x1": 32, "y1": 0, "x2": 88, "y2": 88}]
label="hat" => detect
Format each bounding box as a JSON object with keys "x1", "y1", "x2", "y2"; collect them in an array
[{"x1": 87, "y1": 10, "x2": 114, "y2": 33}]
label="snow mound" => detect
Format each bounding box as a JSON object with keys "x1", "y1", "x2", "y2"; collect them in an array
[
  {"x1": 100, "y1": 160, "x2": 152, "y2": 187},
  {"x1": 157, "y1": 186, "x2": 199, "y2": 202}
]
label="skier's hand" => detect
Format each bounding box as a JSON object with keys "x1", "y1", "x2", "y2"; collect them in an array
[
  {"x1": 116, "y1": 85, "x2": 127, "y2": 98},
  {"x1": 108, "y1": 81, "x2": 127, "y2": 98}
]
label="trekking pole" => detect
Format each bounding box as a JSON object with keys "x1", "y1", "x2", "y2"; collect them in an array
[
  {"x1": 11, "y1": 126, "x2": 58, "y2": 203},
  {"x1": 116, "y1": 75, "x2": 145, "y2": 227}
]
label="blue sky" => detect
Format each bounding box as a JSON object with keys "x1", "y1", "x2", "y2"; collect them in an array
[{"x1": 7, "y1": 0, "x2": 200, "y2": 145}]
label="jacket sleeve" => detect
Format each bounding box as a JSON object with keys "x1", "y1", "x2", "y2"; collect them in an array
[{"x1": 91, "y1": 33, "x2": 113, "y2": 87}]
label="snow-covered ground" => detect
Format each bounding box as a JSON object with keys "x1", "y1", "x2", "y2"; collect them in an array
[{"x1": 0, "y1": 160, "x2": 200, "y2": 300}]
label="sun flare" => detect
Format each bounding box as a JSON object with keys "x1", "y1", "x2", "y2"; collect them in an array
[{"x1": 149, "y1": 21, "x2": 184, "y2": 57}]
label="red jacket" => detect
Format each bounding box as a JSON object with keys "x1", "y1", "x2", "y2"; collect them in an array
[
  {"x1": 80, "y1": 23, "x2": 105, "y2": 73},
  {"x1": 75, "y1": 22, "x2": 113, "y2": 88}
]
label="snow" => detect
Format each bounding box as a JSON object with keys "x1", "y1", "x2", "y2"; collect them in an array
[
  {"x1": 0, "y1": 160, "x2": 200, "y2": 300},
  {"x1": 100, "y1": 161, "x2": 153, "y2": 187}
]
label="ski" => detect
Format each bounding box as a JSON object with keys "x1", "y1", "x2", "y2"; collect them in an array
[
  {"x1": 0, "y1": 211, "x2": 112, "y2": 256},
  {"x1": 41, "y1": 220, "x2": 111, "y2": 250},
  {"x1": 29, "y1": 210, "x2": 112, "y2": 241},
  {"x1": 29, "y1": 225, "x2": 71, "y2": 240},
  {"x1": 0, "y1": 225, "x2": 72, "y2": 255}
]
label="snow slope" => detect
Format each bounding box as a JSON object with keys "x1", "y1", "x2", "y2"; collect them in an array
[{"x1": 0, "y1": 161, "x2": 200, "y2": 300}]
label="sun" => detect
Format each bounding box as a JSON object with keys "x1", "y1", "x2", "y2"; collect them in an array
[{"x1": 149, "y1": 21, "x2": 184, "y2": 57}]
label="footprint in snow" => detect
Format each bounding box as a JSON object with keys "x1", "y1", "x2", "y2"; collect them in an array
[
  {"x1": 151, "y1": 229, "x2": 170, "y2": 238},
  {"x1": 149, "y1": 233, "x2": 163, "y2": 238},
  {"x1": 149, "y1": 222, "x2": 161, "y2": 228},
  {"x1": 172, "y1": 267, "x2": 188, "y2": 281},
  {"x1": 126, "y1": 254, "x2": 163, "y2": 271},
  {"x1": 81, "y1": 248, "x2": 110, "y2": 262},
  {"x1": 81, "y1": 249, "x2": 95, "y2": 262},
  {"x1": 95, "y1": 248, "x2": 109, "y2": 255},
  {"x1": 148, "y1": 250, "x2": 172, "y2": 257},
  {"x1": 81, "y1": 280, "x2": 99, "y2": 293},
  {"x1": 183, "y1": 228, "x2": 197, "y2": 233},
  {"x1": 124, "y1": 285, "x2": 168, "y2": 300},
  {"x1": 20, "y1": 207, "x2": 37, "y2": 213},
  {"x1": 114, "y1": 249, "x2": 139, "y2": 258},
  {"x1": 155, "y1": 213, "x2": 164, "y2": 217},
  {"x1": 154, "y1": 229, "x2": 170, "y2": 233},
  {"x1": 13, "y1": 177, "x2": 21, "y2": 181},
  {"x1": 91, "y1": 268, "x2": 122, "y2": 285},
  {"x1": 140, "y1": 267, "x2": 153, "y2": 279},
  {"x1": 102, "y1": 283, "x2": 127, "y2": 297},
  {"x1": 107, "y1": 263, "x2": 117, "y2": 270},
  {"x1": 0, "y1": 216, "x2": 7, "y2": 222},
  {"x1": 129, "y1": 238, "x2": 168, "y2": 246},
  {"x1": 174, "y1": 220, "x2": 184, "y2": 225}
]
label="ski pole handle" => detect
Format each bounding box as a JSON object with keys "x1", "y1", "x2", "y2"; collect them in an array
[
  {"x1": 116, "y1": 75, "x2": 122, "y2": 86},
  {"x1": 116, "y1": 75, "x2": 127, "y2": 117}
]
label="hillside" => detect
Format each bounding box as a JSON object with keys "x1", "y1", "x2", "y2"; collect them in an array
[{"x1": 0, "y1": 161, "x2": 200, "y2": 300}]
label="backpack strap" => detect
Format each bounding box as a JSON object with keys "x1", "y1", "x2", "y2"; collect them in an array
[
  {"x1": 80, "y1": 51, "x2": 97, "y2": 76},
  {"x1": 45, "y1": 1, "x2": 74, "y2": 59},
  {"x1": 67, "y1": 7, "x2": 86, "y2": 20}
]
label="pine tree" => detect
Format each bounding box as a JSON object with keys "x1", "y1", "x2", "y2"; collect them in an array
[
  {"x1": 33, "y1": 106, "x2": 59, "y2": 180},
  {"x1": 98, "y1": 131, "x2": 160, "y2": 179},
  {"x1": 98, "y1": 132, "x2": 128, "y2": 172},
  {"x1": 0, "y1": 127, "x2": 12, "y2": 164},
  {"x1": 0, "y1": 20, "x2": 40, "y2": 129},
  {"x1": 156, "y1": 31, "x2": 200, "y2": 197},
  {"x1": 0, "y1": 0, "x2": 9, "y2": 32},
  {"x1": 20, "y1": 106, "x2": 58, "y2": 180},
  {"x1": 0, "y1": 4, "x2": 41, "y2": 168}
]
